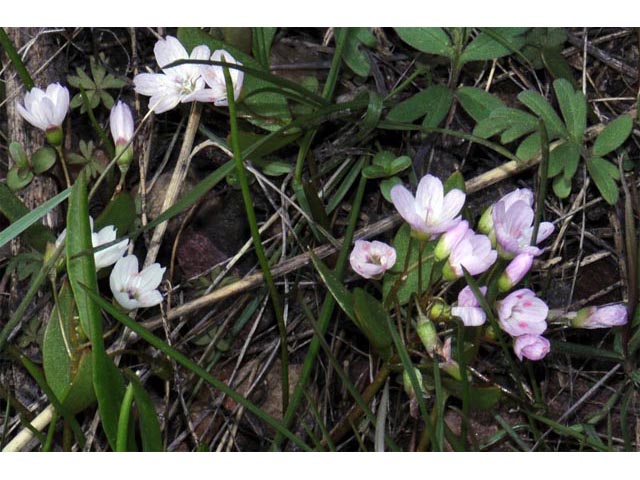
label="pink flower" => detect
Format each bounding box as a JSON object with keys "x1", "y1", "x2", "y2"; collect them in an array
[
  {"x1": 492, "y1": 199, "x2": 554, "y2": 259},
  {"x1": 451, "y1": 285, "x2": 487, "y2": 327},
  {"x1": 390, "y1": 174, "x2": 465, "y2": 239},
  {"x1": 349, "y1": 240, "x2": 397, "y2": 279},
  {"x1": 498, "y1": 288, "x2": 548, "y2": 337},
  {"x1": 442, "y1": 229, "x2": 497, "y2": 279},
  {"x1": 571, "y1": 304, "x2": 628, "y2": 329},
  {"x1": 498, "y1": 253, "x2": 534, "y2": 292},
  {"x1": 513, "y1": 334, "x2": 550, "y2": 361},
  {"x1": 478, "y1": 188, "x2": 534, "y2": 234}
]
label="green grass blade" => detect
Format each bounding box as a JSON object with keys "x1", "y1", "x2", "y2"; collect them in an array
[
  {"x1": 0, "y1": 185, "x2": 68, "y2": 251},
  {"x1": 66, "y1": 173, "x2": 125, "y2": 450},
  {"x1": 116, "y1": 383, "x2": 134, "y2": 452},
  {"x1": 0, "y1": 28, "x2": 34, "y2": 90},
  {"x1": 83, "y1": 286, "x2": 311, "y2": 451}
]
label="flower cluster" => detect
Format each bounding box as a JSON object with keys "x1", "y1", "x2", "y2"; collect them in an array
[
  {"x1": 133, "y1": 35, "x2": 243, "y2": 114},
  {"x1": 55, "y1": 217, "x2": 165, "y2": 311}
]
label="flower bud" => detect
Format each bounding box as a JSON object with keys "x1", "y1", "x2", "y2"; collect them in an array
[
  {"x1": 402, "y1": 366, "x2": 424, "y2": 399},
  {"x1": 477, "y1": 206, "x2": 494, "y2": 235},
  {"x1": 571, "y1": 305, "x2": 628, "y2": 329},
  {"x1": 513, "y1": 334, "x2": 550, "y2": 361},
  {"x1": 498, "y1": 253, "x2": 534, "y2": 292},
  {"x1": 434, "y1": 220, "x2": 469, "y2": 261},
  {"x1": 417, "y1": 311, "x2": 438, "y2": 354}
]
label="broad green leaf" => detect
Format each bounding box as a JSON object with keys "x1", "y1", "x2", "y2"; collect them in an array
[
  {"x1": 388, "y1": 156, "x2": 412, "y2": 175},
  {"x1": 309, "y1": 251, "x2": 355, "y2": 321},
  {"x1": 0, "y1": 183, "x2": 60, "y2": 252},
  {"x1": 552, "y1": 175, "x2": 572, "y2": 199},
  {"x1": 66, "y1": 172, "x2": 125, "y2": 450},
  {"x1": 541, "y1": 46, "x2": 577, "y2": 87},
  {"x1": 592, "y1": 114, "x2": 633, "y2": 157},
  {"x1": 373, "y1": 150, "x2": 396, "y2": 168},
  {"x1": 7, "y1": 165, "x2": 33, "y2": 191},
  {"x1": 342, "y1": 27, "x2": 376, "y2": 77},
  {"x1": 362, "y1": 164, "x2": 388, "y2": 179},
  {"x1": 125, "y1": 371, "x2": 163, "y2": 452},
  {"x1": 387, "y1": 85, "x2": 452, "y2": 126},
  {"x1": 383, "y1": 224, "x2": 437, "y2": 306},
  {"x1": 43, "y1": 281, "x2": 96, "y2": 414},
  {"x1": 517, "y1": 90, "x2": 567, "y2": 138},
  {"x1": 554, "y1": 78, "x2": 586, "y2": 143},
  {"x1": 261, "y1": 160, "x2": 293, "y2": 176},
  {"x1": 444, "y1": 171, "x2": 466, "y2": 193},
  {"x1": 31, "y1": 146, "x2": 57, "y2": 174},
  {"x1": 515, "y1": 132, "x2": 541, "y2": 161},
  {"x1": 9, "y1": 141, "x2": 28, "y2": 169},
  {"x1": 94, "y1": 191, "x2": 136, "y2": 237},
  {"x1": 395, "y1": 27, "x2": 453, "y2": 58},
  {"x1": 459, "y1": 27, "x2": 527, "y2": 64},
  {"x1": 178, "y1": 27, "x2": 292, "y2": 131},
  {"x1": 379, "y1": 176, "x2": 403, "y2": 203},
  {"x1": 586, "y1": 156, "x2": 620, "y2": 204},
  {"x1": 548, "y1": 141, "x2": 580, "y2": 178},
  {"x1": 456, "y1": 86, "x2": 505, "y2": 122},
  {"x1": 353, "y1": 288, "x2": 393, "y2": 360}
]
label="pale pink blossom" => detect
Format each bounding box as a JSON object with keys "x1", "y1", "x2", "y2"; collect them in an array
[
  {"x1": 478, "y1": 188, "x2": 533, "y2": 234},
  {"x1": 513, "y1": 334, "x2": 550, "y2": 361},
  {"x1": 451, "y1": 285, "x2": 487, "y2": 327},
  {"x1": 109, "y1": 101, "x2": 134, "y2": 146},
  {"x1": 133, "y1": 36, "x2": 212, "y2": 113},
  {"x1": 349, "y1": 240, "x2": 396, "y2": 279},
  {"x1": 191, "y1": 49, "x2": 244, "y2": 106},
  {"x1": 498, "y1": 253, "x2": 534, "y2": 292},
  {"x1": 497, "y1": 288, "x2": 548, "y2": 337},
  {"x1": 571, "y1": 304, "x2": 628, "y2": 329},
  {"x1": 110, "y1": 255, "x2": 165, "y2": 310},
  {"x1": 443, "y1": 229, "x2": 497, "y2": 279},
  {"x1": 390, "y1": 174, "x2": 465, "y2": 239},
  {"x1": 17, "y1": 83, "x2": 69, "y2": 132},
  {"x1": 492, "y1": 199, "x2": 554, "y2": 259}
]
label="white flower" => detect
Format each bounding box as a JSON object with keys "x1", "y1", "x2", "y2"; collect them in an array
[
  {"x1": 133, "y1": 36, "x2": 212, "y2": 113},
  {"x1": 109, "y1": 255, "x2": 165, "y2": 310},
  {"x1": 17, "y1": 83, "x2": 69, "y2": 131},
  {"x1": 194, "y1": 49, "x2": 244, "y2": 106},
  {"x1": 109, "y1": 101, "x2": 134, "y2": 146},
  {"x1": 56, "y1": 217, "x2": 129, "y2": 270}
]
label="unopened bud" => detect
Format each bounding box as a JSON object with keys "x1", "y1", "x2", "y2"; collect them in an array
[{"x1": 498, "y1": 253, "x2": 534, "y2": 292}]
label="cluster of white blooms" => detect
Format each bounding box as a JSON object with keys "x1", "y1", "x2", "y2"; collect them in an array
[{"x1": 133, "y1": 36, "x2": 243, "y2": 114}]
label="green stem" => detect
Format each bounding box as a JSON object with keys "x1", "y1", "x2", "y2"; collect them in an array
[
  {"x1": 54, "y1": 145, "x2": 71, "y2": 188},
  {"x1": 116, "y1": 383, "x2": 134, "y2": 452},
  {"x1": 222, "y1": 63, "x2": 290, "y2": 414}
]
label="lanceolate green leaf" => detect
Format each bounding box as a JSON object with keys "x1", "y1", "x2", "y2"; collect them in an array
[
  {"x1": 387, "y1": 85, "x2": 452, "y2": 127},
  {"x1": 554, "y1": 79, "x2": 586, "y2": 143},
  {"x1": 395, "y1": 27, "x2": 453, "y2": 58},
  {"x1": 125, "y1": 371, "x2": 163, "y2": 452},
  {"x1": 309, "y1": 251, "x2": 355, "y2": 321},
  {"x1": 586, "y1": 156, "x2": 620, "y2": 205},
  {"x1": 459, "y1": 27, "x2": 527, "y2": 64},
  {"x1": 66, "y1": 173, "x2": 125, "y2": 450},
  {"x1": 353, "y1": 288, "x2": 393, "y2": 360},
  {"x1": 548, "y1": 141, "x2": 580, "y2": 178},
  {"x1": 592, "y1": 114, "x2": 633, "y2": 157},
  {"x1": 456, "y1": 86, "x2": 505, "y2": 122}
]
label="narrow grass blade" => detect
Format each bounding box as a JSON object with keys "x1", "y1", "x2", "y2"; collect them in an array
[
  {"x1": 66, "y1": 173, "x2": 125, "y2": 450},
  {"x1": 0, "y1": 29, "x2": 34, "y2": 90},
  {"x1": 83, "y1": 286, "x2": 311, "y2": 451},
  {"x1": 116, "y1": 383, "x2": 134, "y2": 452},
  {"x1": 125, "y1": 371, "x2": 163, "y2": 452},
  {"x1": 0, "y1": 185, "x2": 68, "y2": 251}
]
